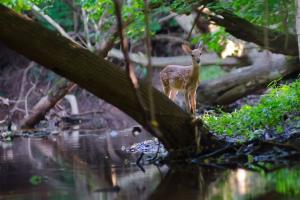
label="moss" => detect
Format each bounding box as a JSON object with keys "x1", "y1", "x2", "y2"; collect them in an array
[{"x1": 202, "y1": 80, "x2": 300, "y2": 140}]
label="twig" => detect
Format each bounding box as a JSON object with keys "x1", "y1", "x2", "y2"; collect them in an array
[
  {"x1": 112, "y1": 0, "x2": 164, "y2": 141},
  {"x1": 144, "y1": 0, "x2": 156, "y2": 124},
  {"x1": 113, "y1": 0, "x2": 139, "y2": 89},
  {"x1": 11, "y1": 62, "x2": 35, "y2": 114},
  {"x1": 24, "y1": 81, "x2": 37, "y2": 116},
  {"x1": 31, "y1": 4, "x2": 73, "y2": 41},
  {"x1": 81, "y1": 8, "x2": 93, "y2": 50},
  {"x1": 158, "y1": 12, "x2": 178, "y2": 24},
  {"x1": 196, "y1": 144, "x2": 233, "y2": 160},
  {"x1": 186, "y1": 6, "x2": 205, "y2": 41},
  {"x1": 112, "y1": 1, "x2": 147, "y2": 117}
]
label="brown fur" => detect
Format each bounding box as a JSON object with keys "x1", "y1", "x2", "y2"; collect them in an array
[{"x1": 160, "y1": 44, "x2": 202, "y2": 113}]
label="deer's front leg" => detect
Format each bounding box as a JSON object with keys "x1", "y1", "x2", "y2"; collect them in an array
[
  {"x1": 169, "y1": 89, "x2": 178, "y2": 101},
  {"x1": 184, "y1": 91, "x2": 191, "y2": 112},
  {"x1": 190, "y1": 90, "x2": 197, "y2": 114}
]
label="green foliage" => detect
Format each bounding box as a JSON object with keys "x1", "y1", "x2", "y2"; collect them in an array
[
  {"x1": 267, "y1": 168, "x2": 300, "y2": 196},
  {"x1": 0, "y1": 0, "x2": 48, "y2": 11},
  {"x1": 209, "y1": 0, "x2": 296, "y2": 33},
  {"x1": 202, "y1": 80, "x2": 300, "y2": 140},
  {"x1": 200, "y1": 65, "x2": 227, "y2": 81},
  {"x1": 41, "y1": 1, "x2": 73, "y2": 31},
  {"x1": 193, "y1": 28, "x2": 228, "y2": 54},
  {"x1": 81, "y1": 0, "x2": 163, "y2": 40}
]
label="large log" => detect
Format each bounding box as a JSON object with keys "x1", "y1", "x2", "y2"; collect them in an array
[
  {"x1": 0, "y1": 4, "x2": 214, "y2": 155},
  {"x1": 197, "y1": 49, "x2": 300, "y2": 105}
]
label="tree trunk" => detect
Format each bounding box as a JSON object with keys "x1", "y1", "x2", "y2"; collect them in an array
[
  {"x1": 197, "y1": 50, "x2": 300, "y2": 105},
  {"x1": 0, "y1": 5, "x2": 216, "y2": 156}
]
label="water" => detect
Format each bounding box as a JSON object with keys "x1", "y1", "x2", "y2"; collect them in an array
[{"x1": 1, "y1": 130, "x2": 300, "y2": 200}]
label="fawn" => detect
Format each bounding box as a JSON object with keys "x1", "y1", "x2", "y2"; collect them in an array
[{"x1": 160, "y1": 42, "x2": 203, "y2": 114}]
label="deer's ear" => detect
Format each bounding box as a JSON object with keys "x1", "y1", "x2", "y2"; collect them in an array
[{"x1": 182, "y1": 44, "x2": 192, "y2": 54}]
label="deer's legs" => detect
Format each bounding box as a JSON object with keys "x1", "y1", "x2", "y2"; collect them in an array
[
  {"x1": 185, "y1": 92, "x2": 191, "y2": 112},
  {"x1": 169, "y1": 90, "x2": 178, "y2": 101},
  {"x1": 190, "y1": 90, "x2": 197, "y2": 114},
  {"x1": 162, "y1": 84, "x2": 171, "y2": 97}
]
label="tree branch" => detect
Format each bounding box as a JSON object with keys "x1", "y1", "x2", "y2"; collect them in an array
[{"x1": 203, "y1": 9, "x2": 298, "y2": 56}]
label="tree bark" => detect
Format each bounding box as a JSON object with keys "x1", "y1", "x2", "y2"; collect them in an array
[
  {"x1": 197, "y1": 50, "x2": 300, "y2": 105},
  {"x1": 0, "y1": 5, "x2": 215, "y2": 155},
  {"x1": 204, "y1": 10, "x2": 299, "y2": 56}
]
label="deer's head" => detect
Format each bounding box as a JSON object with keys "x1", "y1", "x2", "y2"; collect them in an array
[{"x1": 182, "y1": 42, "x2": 203, "y2": 64}]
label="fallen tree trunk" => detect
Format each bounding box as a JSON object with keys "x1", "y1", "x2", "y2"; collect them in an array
[
  {"x1": 197, "y1": 49, "x2": 300, "y2": 105},
  {"x1": 0, "y1": 5, "x2": 221, "y2": 156},
  {"x1": 108, "y1": 48, "x2": 246, "y2": 67}
]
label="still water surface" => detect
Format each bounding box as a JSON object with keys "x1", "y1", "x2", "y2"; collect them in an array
[{"x1": 0, "y1": 130, "x2": 300, "y2": 200}]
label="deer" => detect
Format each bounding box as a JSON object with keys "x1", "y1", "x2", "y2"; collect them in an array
[{"x1": 160, "y1": 42, "x2": 203, "y2": 114}]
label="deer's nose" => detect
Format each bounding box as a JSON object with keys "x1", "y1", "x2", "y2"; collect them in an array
[{"x1": 195, "y1": 58, "x2": 200, "y2": 63}]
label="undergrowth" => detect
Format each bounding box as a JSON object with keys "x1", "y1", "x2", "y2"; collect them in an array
[{"x1": 202, "y1": 80, "x2": 300, "y2": 140}]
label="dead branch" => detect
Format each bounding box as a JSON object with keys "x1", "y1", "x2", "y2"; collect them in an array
[
  {"x1": 24, "y1": 80, "x2": 37, "y2": 116},
  {"x1": 31, "y1": 4, "x2": 74, "y2": 42},
  {"x1": 81, "y1": 8, "x2": 93, "y2": 50},
  {"x1": 10, "y1": 62, "x2": 35, "y2": 114},
  {"x1": 158, "y1": 12, "x2": 178, "y2": 24},
  {"x1": 154, "y1": 34, "x2": 187, "y2": 44},
  {"x1": 144, "y1": 0, "x2": 156, "y2": 122}
]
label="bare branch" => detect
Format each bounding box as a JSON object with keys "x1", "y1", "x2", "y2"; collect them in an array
[
  {"x1": 144, "y1": 0, "x2": 156, "y2": 123},
  {"x1": 31, "y1": 4, "x2": 73, "y2": 41},
  {"x1": 112, "y1": 0, "x2": 163, "y2": 139},
  {"x1": 158, "y1": 12, "x2": 178, "y2": 24},
  {"x1": 11, "y1": 62, "x2": 35, "y2": 114},
  {"x1": 81, "y1": 8, "x2": 93, "y2": 50},
  {"x1": 154, "y1": 34, "x2": 187, "y2": 44},
  {"x1": 24, "y1": 80, "x2": 37, "y2": 116}
]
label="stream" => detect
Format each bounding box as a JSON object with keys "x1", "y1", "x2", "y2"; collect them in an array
[{"x1": 1, "y1": 129, "x2": 300, "y2": 200}]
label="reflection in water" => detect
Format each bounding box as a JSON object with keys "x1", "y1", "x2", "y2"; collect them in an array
[{"x1": 1, "y1": 131, "x2": 300, "y2": 200}]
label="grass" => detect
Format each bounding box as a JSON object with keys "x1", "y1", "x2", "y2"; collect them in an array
[{"x1": 202, "y1": 79, "x2": 300, "y2": 140}]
